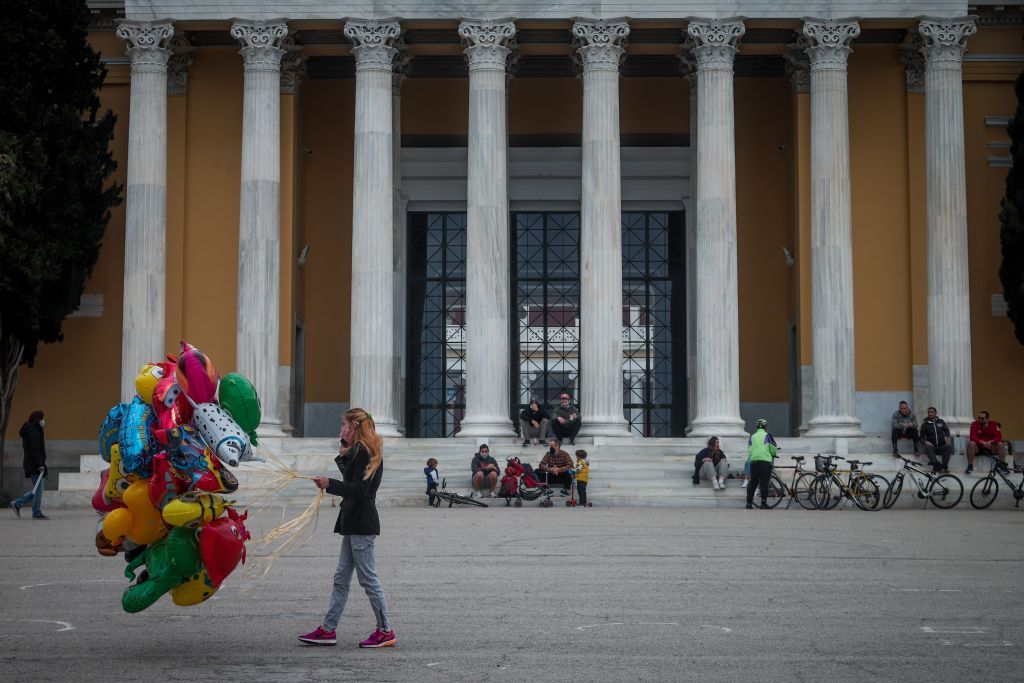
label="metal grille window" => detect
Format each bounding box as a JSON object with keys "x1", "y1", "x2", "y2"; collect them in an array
[
  {"x1": 622, "y1": 211, "x2": 686, "y2": 437},
  {"x1": 512, "y1": 213, "x2": 581, "y2": 418},
  {"x1": 406, "y1": 212, "x2": 466, "y2": 437}
]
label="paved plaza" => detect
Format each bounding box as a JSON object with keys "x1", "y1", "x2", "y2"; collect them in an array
[{"x1": 1, "y1": 506, "x2": 1022, "y2": 682}]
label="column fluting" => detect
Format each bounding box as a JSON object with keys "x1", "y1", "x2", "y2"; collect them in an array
[
  {"x1": 231, "y1": 19, "x2": 289, "y2": 436},
  {"x1": 685, "y1": 18, "x2": 747, "y2": 437},
  {"x1": 802, "y1": 18, "x2": 864, "y2": 437},
  {"x1": 573, "y1": 19, "x2": 631, "y2": 436},
  {"x1": 115, "y1": 20, "x2": 174, "y2": 402},
  {"x1": 344, "y1": 19, "x2": 401, "y2": 436},
  {"x1": 920, "y1": 16, "x2": 977, "y2": 432},
  {"x1": 456, "y1": 19, "x2": 517, "y2": 437}
]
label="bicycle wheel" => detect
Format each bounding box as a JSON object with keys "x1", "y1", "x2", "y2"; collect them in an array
[
  {"x1": 883, "y1": 474, "x2": 903, "y2": 509},
  {"x1": 850, "y1": 477, "x2": 881, "y2": 511},
  {"x1": 794, "y1": 473, "x2": 818, "y2": 510},
  {"x1": 927, "y1": 474, "x2": 963, "y2": 509},
  {"x1": 765, "y1": 473, "x2": 785, "y2": 508},
  {"x1": 811, "y1": 475, "x2": 838, "y2": 510},
  {"x1": 866, "y1": 475, "x2": 890, "y2": 509},
  {"x1": 969, "y1": 476, "x2": 999, "y2": 510}
]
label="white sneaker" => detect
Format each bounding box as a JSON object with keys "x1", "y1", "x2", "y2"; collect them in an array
[
  {"x1": 711, "y1": 479, "x2": 719, "y2": 490},
  {"x1": 488, "y1": 491, "x2": 496, "y2": 498},
  {"x1": 741, "y1": 479, "x2": 749, "y2": 489}
]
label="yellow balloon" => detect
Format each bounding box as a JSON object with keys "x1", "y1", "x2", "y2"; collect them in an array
[
  {"x1": 102, "y1": 508, "x2": 132, "y2": 542},
  {"x1": 121, "y1": 480, "x2": 168, "y2": 545},
  {"x1": 172, "y1": 569, "x2": 218, "y2": 606},
  {"x1": 161, "y1": 492, "x2": 231, "y2": 529},
  {"x1": 134, "y1": 363, "x2": 165, "y2": 406},
  {"x1": 104, "y1": 445, "x2": 136, "y2": 502}
]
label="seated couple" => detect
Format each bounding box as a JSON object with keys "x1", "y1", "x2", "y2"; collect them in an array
[{"x1": 519, "y1": 394, "x2": 582, "y2": 446}]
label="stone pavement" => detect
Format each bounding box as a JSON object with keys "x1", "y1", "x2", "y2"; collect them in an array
[{"x1": 1, "y1": 506, "x2": 1022, "y2": 682}]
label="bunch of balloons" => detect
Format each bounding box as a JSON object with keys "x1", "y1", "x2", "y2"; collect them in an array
[{"x1": 93, "y1": 341, "x2": 261, "y2": 613}]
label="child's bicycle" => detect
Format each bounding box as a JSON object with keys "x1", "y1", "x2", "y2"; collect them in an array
[
  {"x1": 431, "y1": 478, "x2": 488, "y2": 508},
  {"x1": 969, "y1": 454, "x2": 1024, "y2": 509}
]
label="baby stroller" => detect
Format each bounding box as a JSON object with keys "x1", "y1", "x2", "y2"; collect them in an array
[{"x1": 500, "y1": 457, "x2": 554, "y2": 508}]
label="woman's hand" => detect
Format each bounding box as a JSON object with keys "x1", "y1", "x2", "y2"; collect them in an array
[{"x1": 313, "y1": 477, "x2": 330, "y2": 490}]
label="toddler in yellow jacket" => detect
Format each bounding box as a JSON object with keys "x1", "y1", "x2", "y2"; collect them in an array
[{"x1": 573, "y1": 450, "x2": 591, "y2": 507}]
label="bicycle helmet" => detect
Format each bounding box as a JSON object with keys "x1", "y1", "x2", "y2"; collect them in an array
[{"x1": 755, "y1": 418, "x2": 768, "y2": 429}]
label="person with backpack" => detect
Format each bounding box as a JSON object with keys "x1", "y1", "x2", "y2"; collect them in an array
[{"x1": 746, "y1": 419, "x2": 777, "y2": 510}]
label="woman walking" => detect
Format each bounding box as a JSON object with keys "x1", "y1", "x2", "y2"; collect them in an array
[
  {"x1": 299, "y1": 408, "x2": 396, "y2": 648},
  {"x1": 11, "y1": 410, "x2": 48, "y2": 519}
]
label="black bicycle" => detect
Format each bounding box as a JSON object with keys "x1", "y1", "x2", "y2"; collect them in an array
[
  {"x1": 431, "y1": 478, "x2": 488, "y2": 508},
  {"x1": 969, "y1": 455, "x2": 1024, "y2": 510},
  {"x1": 883, "y1": 456, "x2": 963, "y2": 509},
  {"x1": 765, "y1": 455, "x2": 818, "y2": 510}
]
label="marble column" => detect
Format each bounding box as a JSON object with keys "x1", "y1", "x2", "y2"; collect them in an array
[
  {"x1": 572, "y1": 18, "x2": 631, "y2": 437},
  {"x1": 919, "y1": 17, "x2": 977, "y2": 432},
  {"x1": 115, "y1": 20, "x2": 174, "y2": 402},
  {"x1": 230, "y1": 19, "x2": 290, "y2": 437},
  {"x1": 685, "y1": 18, "x2": 747, "y2": 437},
  {"x1": 392, "y1": 47, "x2": 411, "y2": 435},
  {"x1": 344, "y1": 19, "x2": 401, "y2": 436},
  {"x1": 802, "y1": 18, "x2": 864, "y2": 437},
  {"x1": 679, "y1": 45, "x2": 698, "y2": 431},
  {"x1": 456, "y1": 19, "x2": 517, "y2": 437}
]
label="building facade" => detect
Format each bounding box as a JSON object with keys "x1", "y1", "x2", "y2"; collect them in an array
[{"x1": 8, "y1": 1, "x2": 1024, "y2": 449}]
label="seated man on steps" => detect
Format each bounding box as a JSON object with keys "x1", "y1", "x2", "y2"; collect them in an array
[
  {"x1": 470, "y1": 444, "x2": 500, "y2": 498},
  {"x1": 551, "y1": 393, "x2": 582, "y2": 446},
  {"x1": 890, "y1": 400, "x2": 920, "y2": 457},
  {"x1": 519, "y1": 399, "x2": 550, "y2": 447},
  {"x1": 536, "y1": 439, "x2": 574, "y2": 495},
  {"x1": 920, "y1": 406, "x2": 953, "y2": 474},
  {"x1": 966, "y1": 411, "x2": 1009, "y2": 475}
]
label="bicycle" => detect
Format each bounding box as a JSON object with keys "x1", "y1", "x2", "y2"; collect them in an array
[
  {"x1": 809, "y1": 455, "x2": 882, "y2": 511},
  {"x1": 969, "y1": 455, "x2": 1024, "y2": 510},
  {"x1": 882, "y1": 456, "x2": 963, "y2": 509},
  {"x1": 431, "y1": 478, "x2": 488, "y2": 508},
  {"x1": 764, "y1": 455, "x2": 817, "y2": 510}
]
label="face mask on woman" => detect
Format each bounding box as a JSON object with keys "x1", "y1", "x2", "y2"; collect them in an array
[{"x1": 39, "y1": 419, "x2": 46, "y2": 428}]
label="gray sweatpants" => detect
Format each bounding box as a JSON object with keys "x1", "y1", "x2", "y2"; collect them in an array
[
  {"x1": 699, "y1": 460, "x2": 730, "y2": 481},
  {"x1": 323, "y1": 534, "x2": 391, "y2": 632}
]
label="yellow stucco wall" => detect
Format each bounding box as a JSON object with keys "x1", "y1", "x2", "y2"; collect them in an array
[{"x1": 8, "y1": 30, "x2": 1023, "y2": 442}]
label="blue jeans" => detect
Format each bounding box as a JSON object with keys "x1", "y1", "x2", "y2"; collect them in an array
[
  {"x1": 323, "y1": 534, "x2": 391, "y2": 632},
  {"x1": 13, "y1": 474, "x2": 44, "y2": 517}
]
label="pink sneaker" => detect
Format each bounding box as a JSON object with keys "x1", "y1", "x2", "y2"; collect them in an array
[
  {"x1": 298, "y1": 626, "x2": 337, "y2": 645},
  {"x1": 359, "y1": 628, "x2": 397, "y2": 648}
]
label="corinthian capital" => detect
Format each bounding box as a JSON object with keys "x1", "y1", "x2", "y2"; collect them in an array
[
  {"x1": 116, "y1": 19, "x2": 174, "y2": 72},
  {"x1": 685, "y1": 18, "x2": 744, "y2": 70},
  {"x1": 784, "y1": 38, "x2": 811, "y2": 93},
  {"x1": 344, "y1": 19, "x2": 402, "y2": 72},
  {"x1": 459, "y1": 19, "x2": 517, "y2": 71},
  {"x1": 801, "y1": 18, "x2": 860, "y2": 70},
  {"x1": 572, "y1": 18, "x2": 630, "y2": 72},
  {"x1": 899, "y1": 31, "x2": 926, "y2": 93},
  {"x1": 167, "y1": 34, "x2": 194, "y2": 96},
  {"x1": 918, "y1": 16, "x2": 976, "y2": 69},
  {"x1": 280, "y1": 37, "x2": 306, "y2": 93},
  {"x1": 231, "y1": 19, "x2": 289, "y2": 71}
]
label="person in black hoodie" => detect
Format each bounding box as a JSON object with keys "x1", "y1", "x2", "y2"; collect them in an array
[
  {"x1": 299, "y1": 407, "x2": 396, "y2": 649},
  {"x1": 920, "y1": 406, "x2": 953, "y2": 473},
  {"x1": 11, "y1": 410, "x2": 48, "y2": 519}
]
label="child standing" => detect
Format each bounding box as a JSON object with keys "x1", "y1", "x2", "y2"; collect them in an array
[
  {"x1": 424, "y1": 458, "x2": 439, "y2": 507},
  {"x1": 573, "y1": 450, "x2": 591, "y2": 507}
]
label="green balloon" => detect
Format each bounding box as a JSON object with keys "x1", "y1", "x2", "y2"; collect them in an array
[
  {"x1": 218, "y1": 373, "x2": 261, "y2": 446},
  {"x1": 121, "y1": 528, "x2": 201, "y2": 613}
]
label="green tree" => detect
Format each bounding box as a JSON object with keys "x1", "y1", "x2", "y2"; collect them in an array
[
  {"x1": 0, "y1": 0, "x2": 121, "y2": 491},
  {"x1": 1000, "y1": 70, "x2": 1024, "y2": 346}
]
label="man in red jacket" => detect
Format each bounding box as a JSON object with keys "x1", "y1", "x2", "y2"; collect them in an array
[{"x1": 966, "y1": 411, "x2": 1009, "y2": 474}]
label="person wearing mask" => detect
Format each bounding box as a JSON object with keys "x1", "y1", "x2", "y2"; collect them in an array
[
  {"x1": 536, "y1": 439, "x2": 574, "y2": 495},
  {"x1": 920, "y1": 407, "x2": 953, "y2": 474},
  {"x1": 11, "y1": 410, "x2": 48, "y2": 520},
  {"x1": 746, "y1": 419, "x2": 777, "y2": 510},
  {"x1": 470, "y1": 444, "x2": 500, "y2": 498}
]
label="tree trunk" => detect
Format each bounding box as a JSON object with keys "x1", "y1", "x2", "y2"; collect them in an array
[{"x1": 0, "y1": 326, "x2": 26, "y2": 494}]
